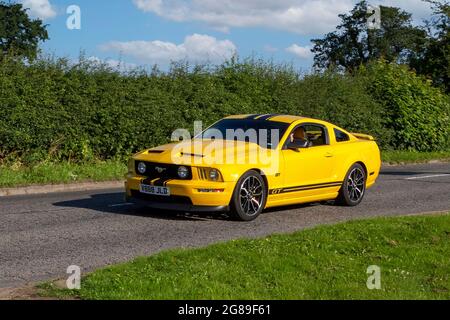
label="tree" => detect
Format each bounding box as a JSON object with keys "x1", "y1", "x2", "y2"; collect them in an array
[
  {"x1": 410, "y1": 0, "x2": 449, "y2": 92},
  {"x1": 0, "y1": 1, "x2": 49, "y2": 60},
  {"x1": 311, "y1": 1, "x2": 427, "y2": 72}
]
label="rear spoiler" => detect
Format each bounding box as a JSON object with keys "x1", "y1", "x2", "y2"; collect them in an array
[{"x1": 351, "y1": 133, "x2": 375, "y2": 141}]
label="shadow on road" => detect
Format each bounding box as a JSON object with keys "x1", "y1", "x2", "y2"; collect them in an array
[
  {"x1": 52, "y1": 191, "x2": 334, "y2": 222},
  {"x1": 53, "y1": 192, "x2": 232, "y2": 222},
  {"x1": 264, "y1": 201, "x2": 331, "y2": 213}
]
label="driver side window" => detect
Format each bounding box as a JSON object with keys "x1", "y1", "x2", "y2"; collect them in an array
[
  {"x1": 287, "y1": 124, "x2": 329, "y2": 148},
  {"x1": 302, "y1": 124, "x2": 328, "y2": 147}
]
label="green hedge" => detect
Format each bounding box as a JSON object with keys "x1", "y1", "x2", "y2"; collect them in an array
[
  {"x1": 360, "y1": 61, "x2": 450, "y2": 152},
  {"x1": 0, "y1": 57, "x2": 448, "y2": 164}
]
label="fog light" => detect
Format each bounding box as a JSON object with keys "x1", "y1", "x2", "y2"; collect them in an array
[{"x1": 137, "y1": 162, "x2": 146, "y2": 174}]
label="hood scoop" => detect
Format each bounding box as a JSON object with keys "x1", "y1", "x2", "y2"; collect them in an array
[{"x1": 147, "y1": 150, "x2": 165, "y2": 154}]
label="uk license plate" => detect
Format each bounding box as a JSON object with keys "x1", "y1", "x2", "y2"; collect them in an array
[{"x1": 140, "y1": 184, "x2": 170, "y2": 196}]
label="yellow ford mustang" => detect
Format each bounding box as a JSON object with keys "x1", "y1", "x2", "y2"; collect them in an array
[{"x1": 125, "y1": 114, "x2": 381, "y2": 221}]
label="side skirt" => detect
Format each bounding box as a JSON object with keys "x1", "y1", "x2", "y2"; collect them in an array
[{"x1": 269, "y1": 181, "x2": 342, "y2": 195}]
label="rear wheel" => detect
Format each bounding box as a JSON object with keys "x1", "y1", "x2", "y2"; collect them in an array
[
  {"x1": 337, "y1": 163, "x2": 366, "y2": 206},
  {"x1": 230, "y1": 170, "x2": 267, "y2": 221}
]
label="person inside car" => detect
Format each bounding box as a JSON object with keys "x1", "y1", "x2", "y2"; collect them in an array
[{"x1": 289, "y1": 126, "x2": 311, "y2": 147}]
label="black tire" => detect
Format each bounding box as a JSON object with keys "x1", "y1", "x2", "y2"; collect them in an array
[
  {"x1": 230, "y1": 170, "x2": 267, "y2": 221},
  {"x1": 336, "y1": 163, "x2": 366, "y2": 206}
]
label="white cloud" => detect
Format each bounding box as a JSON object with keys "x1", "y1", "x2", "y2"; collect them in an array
[
  {"x1": 133, "y1": 0, "x2": 435, "y2": 35},
  {"x1": 20, "y1": 0, "x2": 56, "y2": 19},
  {"x1": 133, "y1": 0, "x2": 354, "y2": 35},
  {"x1": 100, "y1": 34, "x2": 237, "y2": 64},
  {"x1": 286, "y1": 44, "x2": 313, "y2": 59}
]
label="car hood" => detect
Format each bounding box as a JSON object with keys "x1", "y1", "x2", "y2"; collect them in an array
[{"x1": 133, "y1": 139, "x2": 275, "y2": 167}]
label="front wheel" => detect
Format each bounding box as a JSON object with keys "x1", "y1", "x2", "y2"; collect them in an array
[
  {"x1": 336, "y1": 163, "x2": 366, "y2": 206},
  {"x1": 230, "y1": 170, "x2": 267, "y2": 221}
]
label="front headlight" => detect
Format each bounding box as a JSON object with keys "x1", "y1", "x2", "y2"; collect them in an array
[
  {"x1": 137, "y1": 162, "x2": 147, "y2": 175},
  {"x1": 178, "y1": 166, "x2": 189, "y2": 179},
  {"x1": 209, "y1": 169, "x2": 220, "y2": 181}
]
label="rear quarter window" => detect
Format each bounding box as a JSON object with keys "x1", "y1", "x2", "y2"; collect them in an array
[{"x1": 334, "y1": 128, "x2": 350, "y2": 142}]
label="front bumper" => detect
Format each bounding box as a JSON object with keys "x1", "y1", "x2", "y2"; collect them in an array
[{"x1": 125, "y1": 174, "x2": 234, "y2": 212}]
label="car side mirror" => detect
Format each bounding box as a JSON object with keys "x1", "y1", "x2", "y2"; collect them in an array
[{"x1": 287, "y1": 140, "x2": 309, "y2": 151}]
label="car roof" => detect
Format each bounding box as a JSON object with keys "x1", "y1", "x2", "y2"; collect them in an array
[{"x1": 224, "y1": 114, "x2": 320, "y2": 124}]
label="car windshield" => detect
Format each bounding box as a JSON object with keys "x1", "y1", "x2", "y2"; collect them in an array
[{"x1": 199, "y1": 119, "x2": 290, "y2": 149}]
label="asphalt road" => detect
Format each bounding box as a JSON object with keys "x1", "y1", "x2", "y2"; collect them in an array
[{"x1": 1, "y1": 163, "x2": 449, "y2": 288}]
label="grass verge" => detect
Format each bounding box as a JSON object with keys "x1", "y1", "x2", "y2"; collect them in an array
[
  {"x1": 39, "y1": 213, "x2": 450, "y2": 300},
  {"x1": 0, "y1": 160, "x2": 126, "y2": 188},
  {"x1": 381, "y1": 150, "x2": 450, "y2": 164}
]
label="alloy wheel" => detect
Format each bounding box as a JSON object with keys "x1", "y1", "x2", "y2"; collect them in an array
[
  {"x1": 239, "y1": 176, "x2": 264, "y2": 216},
  {"x1": 347, "y1": 167, "x2": 365, "y2": 202}
]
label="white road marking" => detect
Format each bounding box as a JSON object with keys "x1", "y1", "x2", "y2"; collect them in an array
[
  {"x1": 108, "y1": 203, "x2": 134, "y2": 207},
  {"x1": 405, "y1": 174, "x2": 450, "y2": 180}
]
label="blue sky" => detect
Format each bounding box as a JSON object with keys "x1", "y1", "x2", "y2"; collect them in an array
[{"x1": 19, "y1": 0, "x2": 433, "y2": 71}]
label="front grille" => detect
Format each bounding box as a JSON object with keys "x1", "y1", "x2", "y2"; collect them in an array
[
  {"x1": 134, "y1": 161, "x2": 192, "y2": 180},
  {"x1": 131, "y1": 190, "x2": 192, "y2": 205},
  {"x1": 197, "y1": 168, "x2": 209, "y2": 180}
]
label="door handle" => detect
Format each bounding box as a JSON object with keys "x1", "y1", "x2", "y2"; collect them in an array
[{"x1": 325, "y1": 152, "x2": 334, "y2": 158}]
